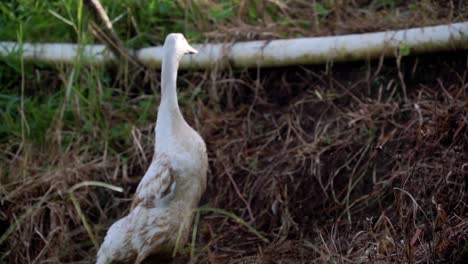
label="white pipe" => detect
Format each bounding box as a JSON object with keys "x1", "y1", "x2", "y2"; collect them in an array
[
  {"x1": 0, "y1": 42, "x2": 114, "y2": 64},
  {"x1": 1, "y1": 22, "x2": 467, "y2": 69}
]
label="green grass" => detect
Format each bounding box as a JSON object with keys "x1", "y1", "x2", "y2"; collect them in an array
[
  {"x1": 0, "y1": 0, "x2": 237, "y2": 46},
  {"x1": 0, "y1": 0, "x2": 466, "y2": 174},
  {"x1": 0, "y1": 0, "x2": 229, "y2": 156}
]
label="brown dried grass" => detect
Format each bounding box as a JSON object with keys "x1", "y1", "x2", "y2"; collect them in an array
[
  {"x1": 200, "y1": 0, "x2": 468, "y2": 41},
  {"x1": 1, "y1": 51, "x2": 467, "y2": 263}
]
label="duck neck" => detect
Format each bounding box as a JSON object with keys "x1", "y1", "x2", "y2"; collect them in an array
[
  {"x1": 156, "y1": 49, "x2": 185, "y2": 150},
  {"x1": 160, "y1": 51, "x2": 181, "y2": 112}
]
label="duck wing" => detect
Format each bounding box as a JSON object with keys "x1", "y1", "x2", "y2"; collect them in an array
[{"x1": 131, "y1": 154, "x2": 176, "y2": 209}]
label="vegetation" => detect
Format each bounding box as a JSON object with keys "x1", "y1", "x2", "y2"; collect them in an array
[{"x1": 0, "y1": 0, "x2": 467, "y2": 263}]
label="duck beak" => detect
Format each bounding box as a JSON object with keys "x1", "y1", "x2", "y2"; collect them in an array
[{"x1": 186, "y1": 45, "x2": 198, "y2": 55}]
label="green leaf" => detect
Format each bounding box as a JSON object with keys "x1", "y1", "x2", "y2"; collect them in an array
[
  {"x1": 314, "y1": 2, "x2": 330, "y2": 18},
  {"x1": 210, "y1": 4, "x2": 233, "y2": 20},
  {"x1": 370, "y1": 0, "x2": 396, "y2": 10},
  {"x1": 399, "y1": 43, "x2": 411, "y2": 56},
  {"x1": 248, "y1": 2, "x2": 257, "y2": 19}
]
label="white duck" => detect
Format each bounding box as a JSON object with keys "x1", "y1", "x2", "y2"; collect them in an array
[{"x1": 96, "y1": 33, "x2": 208, "y2": 264}]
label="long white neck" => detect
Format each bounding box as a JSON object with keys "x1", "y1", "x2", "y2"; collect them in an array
[
  {"x1": 155, "y1": 47, "x2": 185, "y2": 150},
  {"x1": 160, "y1": 49, "x2": 181, "y2": 110}
]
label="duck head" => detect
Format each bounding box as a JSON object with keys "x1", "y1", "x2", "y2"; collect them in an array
[{"x1": 163, "y1": 33, "x2": 198, "y2": 59}]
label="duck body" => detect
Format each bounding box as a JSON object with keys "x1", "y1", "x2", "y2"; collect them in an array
[{"x1": 97, "y1": 33, "x2": 207, "y2": 264}]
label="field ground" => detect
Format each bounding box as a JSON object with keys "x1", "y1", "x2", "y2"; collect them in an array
[{"x1": 0, "y1": 1, "x2": 467, "y2": 263}]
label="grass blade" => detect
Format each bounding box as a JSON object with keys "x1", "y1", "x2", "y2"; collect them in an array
[
  {"x1": 69, "y1": 192, "x2": 99, "y2": 249},
  {"x1": 68, "y1": 180, "x2": 124, "y2": 193},
  {"x1": 197, "y1": 207, "x2": 269, "y2": 243},
  {"x1": 190, "y1": 209, "x2": 201, "y2": 262},
  {"x1": 48, "y1": 9, "x2": 75, "y2": 28}
]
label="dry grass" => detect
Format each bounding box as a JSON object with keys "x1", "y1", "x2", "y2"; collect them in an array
[
  {"x1": 1, "y1": 1, "x2": 468, "y2": 263},
  {"x1": 2, "y1": 51, "x2": 467, "y2": 263},
  {"x1": 199, "y1": 0, "x2": 468, "y2": 41},
  {"x1": 190, "y1": 53, "x2": 468, "y2": 263}
]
